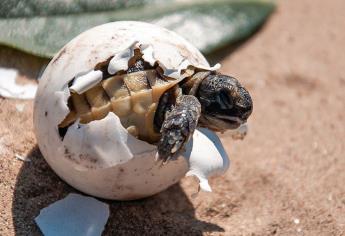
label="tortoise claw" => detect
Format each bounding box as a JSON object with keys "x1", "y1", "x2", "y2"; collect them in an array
[{"x1": 157, "y1": 116, "x2": 188, "y2": 163}]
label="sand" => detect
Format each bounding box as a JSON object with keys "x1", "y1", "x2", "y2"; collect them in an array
[{"x1": 0, "y1": 0, "x2": 344, "y2": 235}]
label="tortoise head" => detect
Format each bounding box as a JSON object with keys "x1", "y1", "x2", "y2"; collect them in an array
[{"x1": 197, "y1": 73, "x2": 253, "y2": 131}]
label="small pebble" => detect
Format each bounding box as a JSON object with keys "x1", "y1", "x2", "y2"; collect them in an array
[
  {"x1": 328, "y1": 193, "x2": 333, "y2": 201},
  {"x1": 15, "y1": 153, "x2": 31, "y2": 162},
  {"x1": 15, "y1": 103, "x2": 25, "y2": 112}
]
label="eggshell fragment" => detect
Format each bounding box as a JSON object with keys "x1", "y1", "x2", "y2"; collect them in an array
[
  {"x1": 35, "y1": 193, "x2": 109, "y2": 236},
  {"x1": 34, "y1": 21, "x2": 230, "y2": 200},
  {"x1": 70, "y1": 70, "x2": 103, "y2": 94},
  {"x1": 0, "y1": 68, "x2": 37, "y2": 99},
  {"x1": 62, "y1": 112, "x2": 156, "y2": 170},
  {"x1": 184, "y1": 128, "x2": 230, "y2": 193},
  {"x1": 107, "y1": 41, "x2": 138, "y2": 75}
]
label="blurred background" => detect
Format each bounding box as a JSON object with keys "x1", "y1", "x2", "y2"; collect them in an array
[{"x1": 0, "y1": 0, "x2": 344, "y2": 235}]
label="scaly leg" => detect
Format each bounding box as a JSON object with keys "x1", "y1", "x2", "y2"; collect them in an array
[{"x1": 157, "y1": 94, "x2": 201, "y2": 163}]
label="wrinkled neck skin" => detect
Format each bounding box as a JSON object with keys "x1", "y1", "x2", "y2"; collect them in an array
[{"x1": 180, "y1": 71, "x2": 212, "y2": 96}]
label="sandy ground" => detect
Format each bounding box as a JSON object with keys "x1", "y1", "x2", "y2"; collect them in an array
[{"x1": 1, "y1": 0, "x2": 345, "y2": 235}]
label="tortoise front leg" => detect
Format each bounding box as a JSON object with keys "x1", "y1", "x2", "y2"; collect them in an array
[{"x1": 157, "y1": 94, "x2": 201, "y2": 163}]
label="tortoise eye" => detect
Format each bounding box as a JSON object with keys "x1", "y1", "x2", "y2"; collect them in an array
[{"x1": 218, "y1": 89, "x2": 233, "y2": 109}]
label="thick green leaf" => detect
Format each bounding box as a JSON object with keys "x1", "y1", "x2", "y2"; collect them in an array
[
  {"x1": 0, "y1": 0, "x2": 274, "y2": 58},
  {"x1": 0, "y1": 0, "x2": 154, "y2": 18}
]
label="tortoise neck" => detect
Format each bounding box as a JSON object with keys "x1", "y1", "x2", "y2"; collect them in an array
[{"x1": 180, "y1": 71, "x2": 212, "y2": 96}]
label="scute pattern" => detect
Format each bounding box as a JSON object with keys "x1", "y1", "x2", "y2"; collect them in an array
[{"x1": 60, "y1": 69, "x2": 181, "y2": 143}]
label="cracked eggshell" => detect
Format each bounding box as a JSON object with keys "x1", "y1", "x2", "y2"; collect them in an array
[{"x1": 34, "y1": 21, "x2": 229, "y2": 200}]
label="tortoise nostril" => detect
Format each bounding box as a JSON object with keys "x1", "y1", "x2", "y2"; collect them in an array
[
  {"x1": 242, "y1": 110, "x2": 251, "y2": 120},
  {"x1": 237, "y1": 98, "x2": 253, "y2": 121},
  {"x1": 242, "y1": 103, "x2": 253, "y2": 120}
]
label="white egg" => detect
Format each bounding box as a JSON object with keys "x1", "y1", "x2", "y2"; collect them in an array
[{"x1": 34, "y1": 21, "x2": 230, "y2": 200}]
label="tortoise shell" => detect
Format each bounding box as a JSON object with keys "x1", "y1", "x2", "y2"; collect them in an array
[{"x1": 60, "y1": 69, "x2": 183, "y2": 143}]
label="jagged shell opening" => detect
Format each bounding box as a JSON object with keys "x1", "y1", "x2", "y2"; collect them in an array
[{"x1": 58, "y1": 41, "x2": 220, "y2": 144}]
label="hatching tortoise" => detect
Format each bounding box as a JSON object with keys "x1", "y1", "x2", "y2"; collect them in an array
[{"x1": 59, "y1": 46, "x2": 253, "y2": 163}]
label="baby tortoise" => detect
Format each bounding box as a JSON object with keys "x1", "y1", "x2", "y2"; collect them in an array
[{"x1": 59, "y1": 58, "x2": 253, "y2": 162}]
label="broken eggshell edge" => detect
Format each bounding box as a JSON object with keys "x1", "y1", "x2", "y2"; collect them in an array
[{"x1": 34, "y1": 21, "x2": 229, "y2": 200}]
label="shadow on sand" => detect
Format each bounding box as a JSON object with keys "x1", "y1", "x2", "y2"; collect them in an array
[{"x1": 12, "y1": 146, "x2": 224, "y2": 235}]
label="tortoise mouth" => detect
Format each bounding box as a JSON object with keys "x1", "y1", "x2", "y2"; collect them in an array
[
  {"x1": 200, "y1": 115, "x2": 243, "y2": 132},
  {"x1": 215, "y1": 114, "x2": 245, "y2": 124}
]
